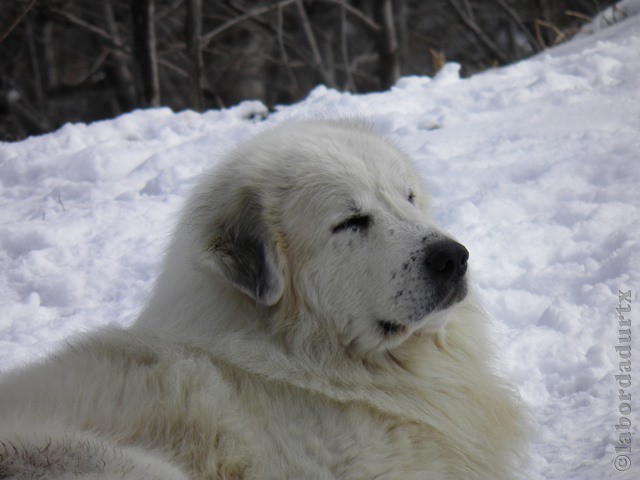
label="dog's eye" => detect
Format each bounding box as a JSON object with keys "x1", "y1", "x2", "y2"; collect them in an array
[
  {"x1": 408, "y1": 191, "x2": 416, "y2": 205},
  {"x1": 332, "y1": 215, "x2": 371, "y2": 234}
]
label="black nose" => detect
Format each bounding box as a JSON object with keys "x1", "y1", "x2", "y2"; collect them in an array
[{"x1": 424, "y1": 239, "x2": 469, "y2": 280}]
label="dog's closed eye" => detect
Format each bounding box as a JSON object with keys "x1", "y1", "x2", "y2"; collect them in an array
[{"x1": 332, "y1": 215, "x2": 371, "y2": 234}]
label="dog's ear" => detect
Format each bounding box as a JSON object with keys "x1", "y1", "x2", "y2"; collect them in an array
[{"x1": 198, "y1": 188, "x2": 286, "y2": 306}]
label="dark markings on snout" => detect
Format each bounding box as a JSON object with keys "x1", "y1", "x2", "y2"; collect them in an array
[{"x1": 424, "y1": 239, "x2": 469, "y2": 281}]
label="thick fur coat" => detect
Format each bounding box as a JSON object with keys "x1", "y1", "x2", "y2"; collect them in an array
[{"x1": 0, "y1": 121, "x2": 527, "y2": 479}]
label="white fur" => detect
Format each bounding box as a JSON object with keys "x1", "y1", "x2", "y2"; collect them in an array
[{"x1": 0, "y1": 120, "x2": 528, "y2": 479}]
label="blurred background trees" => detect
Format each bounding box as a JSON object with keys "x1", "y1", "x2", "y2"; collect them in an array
[{"x1": 0, "y1": 0, "x2": 616, "y2": 141}]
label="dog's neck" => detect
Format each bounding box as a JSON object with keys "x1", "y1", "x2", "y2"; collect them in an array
[
  {"x1": 135, "y1": 277, "x2": 526, "y2": 478},
  {"x1": 166, "y1": 299, "x2": 524, "y2": 474}
]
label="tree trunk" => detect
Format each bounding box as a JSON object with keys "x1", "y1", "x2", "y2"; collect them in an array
[
  {"x1": 374, "y1": 0, "x2": 400, "y2": 90},
  {"x1": 186, "y1": 0, "x2": 204, "y2": 110},
  {"x1": 104, "y1": 0, "x2": 136, "y2": 111},
  {"x1": 131, "y1": 0, "x2": 160, "y2": 107}
]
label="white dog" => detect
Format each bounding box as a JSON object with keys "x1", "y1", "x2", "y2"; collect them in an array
[{"x1": 0, "y1": 120, "x2": 527, "y2": 479}]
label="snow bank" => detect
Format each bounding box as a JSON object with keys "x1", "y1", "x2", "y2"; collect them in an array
[{"x1": 1, "y1": 3, "x2": 639, "y2": 478}]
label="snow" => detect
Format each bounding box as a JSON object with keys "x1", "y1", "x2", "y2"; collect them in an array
[{"x1": 1, "y1": 2, "x2": 639, "y2": 478}]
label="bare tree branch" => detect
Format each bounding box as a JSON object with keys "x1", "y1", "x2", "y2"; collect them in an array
[
  {"x1": 218, "y1": 0, "x2": 331, "y2": 87},
  {"x1": 67, "y1": 49, "x2": 110, "y2": 87},
  {"x1": 50, "y1": 8, "x2": 129, "y2": 52},
  {"x1": 201, "y1": 0, "x2": 296, "y2": 49},
  {"x1": 276, "y1": 2, "x2": 300, "y2": 96},
  {"x1": 339, "y1": 0, "x2": 356, "y2": 91},
  {"x1": 493, "y1": 0, "x2": 543, "y2": 52},
  {"x1": 295, "y1": 0, "x2": 334, "y2": 87},
  {"x1": 0, "y1": 0, "x2": 39, "y2": 44},
  {"x1": 158, "y1": 58, "x2": 189, "y2": 78},
  {"x1": 446, "y1": 0, "x2": 510, "y2": 64},
  {"x1": 103, "y1": 0, "x2": 136, "y2": 110},
  {"x1": 317, "y1": 0, "x2": 380, "y2": 33},
  {"x1": 535, "y1": 19, "x2": 568, "y2": 47},
  {"x1": 25, "y1": 17, "x2": 45, "y2": 115}
]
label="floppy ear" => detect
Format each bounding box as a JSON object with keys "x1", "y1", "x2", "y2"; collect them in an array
[{"x1": 199, "y1": 189, "x2": 286, "y2": 306}]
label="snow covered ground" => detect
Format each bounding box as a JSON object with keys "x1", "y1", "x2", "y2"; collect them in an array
[{"x1": 1, "y1": 1, "x2": 639, "y2": 478}]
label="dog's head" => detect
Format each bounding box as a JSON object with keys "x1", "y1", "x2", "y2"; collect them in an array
[{"x1": 188, "y1": 121, "x2": 468, "y2": 354}]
